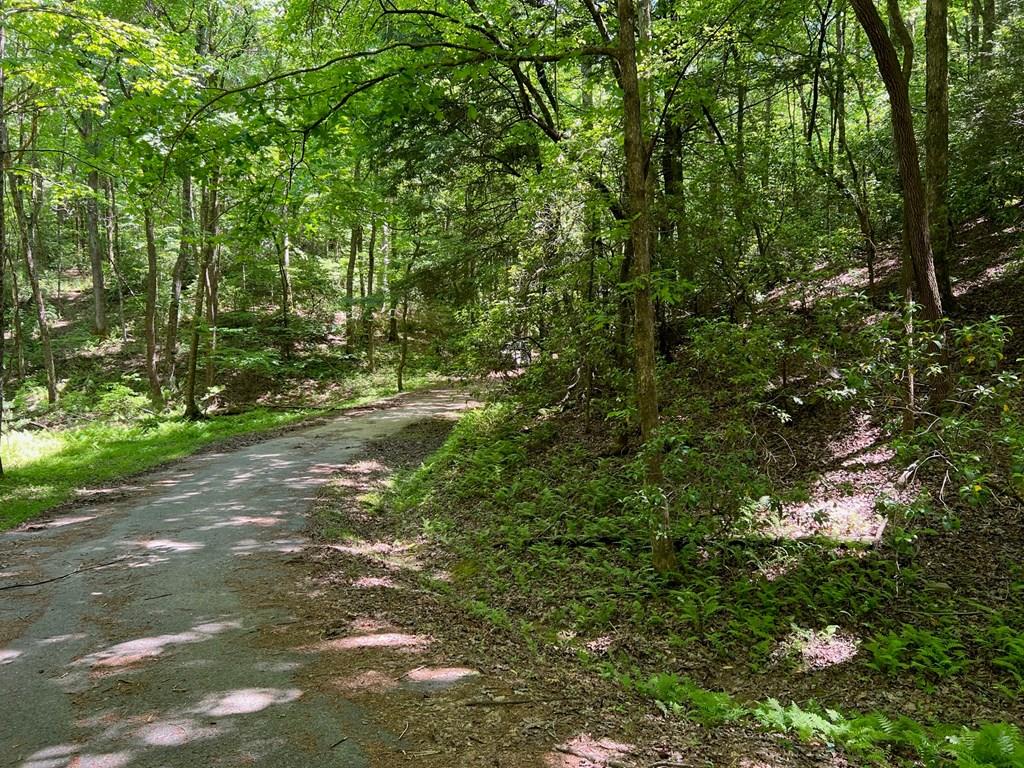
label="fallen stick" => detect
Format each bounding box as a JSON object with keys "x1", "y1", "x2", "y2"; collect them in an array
[
  {"x1": 553, "y1": 745, "x2": 630, "y2": 768},
  {"x1": 463, "y1": 697, "x2": 560, "y2": 707},
  {"x1": 0, "y1": 557, "x2": 127, "y2": 591}
]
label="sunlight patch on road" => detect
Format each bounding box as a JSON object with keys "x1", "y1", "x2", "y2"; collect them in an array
[
  {"x1": 74, "y1": 752, "x2": 133, "y2": 768},
  {"x1": 19, "y1": 744, "x2": 77, "y2": 768},
  {"x1": 23, "y1": 514, "x2": 97, "y2": 530},
  {"x1": 134, "y1": 538, "x2": 204, "y2": 553},
  {"x1": 192, "y1": 687, "x2": 302, "y2": 717},
  {"x1": 38, "y1": 633, "x2": 87, "y2": 646},
  {"x1": 198, "y1": 515, "x2": 282, "y2": 531},
  {"x1": 78, "y1": 620, "x2": 240, "y2": 669},
  {"x1": 137, "y1": 717, "x2": 220, "y2": 747}
]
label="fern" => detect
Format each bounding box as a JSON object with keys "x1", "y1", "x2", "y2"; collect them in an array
[{"x1": 947, "y1": 723, "x2": 1024, "y2": 768}]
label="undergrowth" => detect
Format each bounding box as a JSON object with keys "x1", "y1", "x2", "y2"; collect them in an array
[
  {"x1": 382, "y1": 297, "x2": 1024, "y2": 762},
  {"x1": 633, "y1": 672, "x2": 1024, "y2": 767}
]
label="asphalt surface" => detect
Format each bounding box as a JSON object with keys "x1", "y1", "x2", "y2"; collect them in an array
[{"x1": 0, "y1": 390, "x2": 473, "y2": 768}]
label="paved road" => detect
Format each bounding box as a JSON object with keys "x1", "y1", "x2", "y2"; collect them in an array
[{"x1": 0, "y1": 391, "x2": 472, "y2": 768}]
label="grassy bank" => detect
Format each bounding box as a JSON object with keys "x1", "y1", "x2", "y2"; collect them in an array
[{"x1": 377, "y1": 391, "x2": 1024, "y2": 766}]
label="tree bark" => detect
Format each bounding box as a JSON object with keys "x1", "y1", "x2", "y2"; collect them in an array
[
  {"x1": 183, "y1": 174, "x2": 218, "y2": 419},
  {"x1": 396, "y1": 243, "x2": 419, "y2": 392},
  {"x1": 276, "y1": 225, "x2": 293, "y2": 358},
  {"x1": 8, "y1": 253, "x2": 23, "y2": 378},
  {"x1": 165, "y1": 173, "x2": 193, "y2": 388},
  {"x1": 0, "y1": 23, "x2": 7, "y2": 477},
  {"x1": 345, "y1": 223, "x2": 361, "y2": 353},
  {"x1": 105, "y1": 177, "x2": 126, "y2": 341},
  {"x1": 8, "y1": 171, "x2": 57, "y2": 404},
  {"x1": 202, "y1": 191, "x2": 219, "y2": 387},
  {"x1": 850, "y1": 0, "x2": 943, "y2": 321},
  {"x1": 617, "y1": 0, "x2": 676, "y2": 572},
  {"x1": 980, "y1": 0, "x2": 995, "y2": 65},
  {"x1": 926, "y1": 0, "x2": 955, "y2": 310},
  {"x1": 143, "y1": 206, "x2": 163, "y2": 407},
  {"x1": 365, "y1": 219, "x2": 378, "y2": 371},
  {"x1": 82, "y1": 113, "x2": 108, "y2": 337}
]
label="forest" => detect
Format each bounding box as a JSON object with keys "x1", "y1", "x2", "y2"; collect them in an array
[{"x1": 1, "y1": 0, "x2": 1024, "y2": 765}]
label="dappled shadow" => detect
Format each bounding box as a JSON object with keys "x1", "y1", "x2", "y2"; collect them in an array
[{"x1": 0, "y1": 391, "x2": 483, "y2": 766}]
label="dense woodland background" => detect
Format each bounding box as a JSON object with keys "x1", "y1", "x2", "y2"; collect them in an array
[{"x1": 2, "y1": 0, "x2": 1024, "y2": 763}]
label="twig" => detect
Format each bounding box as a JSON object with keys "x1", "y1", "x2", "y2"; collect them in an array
[
  {"x1": 329, "y1": 737, "x2": 349, "y2": 749},
  {"x1": 143, "y1": 592, "x2": 173, "y2": 601},
  {"x1": 0, "y1": 557, "x2": 127, "y2": 591},
  {"x1": 399, "y1": 666, "x2": 426, "y2": 680},
  {"x1": 399, "y1": 722, "x2": 409, "y2": 740},
  {"x1": 553, "y1": 745, "x2": 630, "y2": 767},
  {"x1": 463, "y1": 697, "x2": 559, "y2": 707}
]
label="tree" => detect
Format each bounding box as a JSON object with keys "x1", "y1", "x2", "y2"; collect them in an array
[
  {"x1": 850, "y1": 0, "x2": 944, "y2": 322},
  {"x1": 926, "y1": 0, "x2": 955, "y2": 310},
  {"x1": 616, "y1": 0, "x2": 676, "y2": 572}
]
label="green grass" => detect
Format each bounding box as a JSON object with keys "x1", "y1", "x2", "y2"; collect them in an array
[{"x1": 0, "y1": 372, "x2": 442, "y2": 530}]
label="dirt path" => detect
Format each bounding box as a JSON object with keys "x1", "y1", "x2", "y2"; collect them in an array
[{"x1": 0, "y1": 390, "x2": 510, "y2": 768}]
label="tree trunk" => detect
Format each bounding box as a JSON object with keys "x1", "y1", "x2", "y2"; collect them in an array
[
  {"x1": 365, "y1": 220, "x2": 377, "y2": 371},
  {"x1": 926, "y1": 0, "x2": 955, "y2": 311},
  {"x1": 82, "y1": 114, "x2": 108, "y2": 338},
  {"x1": 183, "y1": 174, "x2": 218, "y2": 419},
  {"x1": 0, "y1": 23, "x2": 6, "y2": 477},
  {"x1": 980, "y1": 0, "x2": 995, "y2": 66},
  {"x1": 396, "y1": 243, "x2": 419, "y2": 392},
  {"x1": 165, "y1": 173, "x2": 193, "y2": 388},
  {"x1": 203, "y1": 214, "x2": 219, "y2": 390},
  {"x1": 8, "y1": 172, "x2": 57, "y2": 404},
  {"x1": 850, "y1": 0, "x2": 943, "y2": 322},
  {"x1": 105, "y1": 177, "x2": 127, "y2": 341},
  {"x1": 276, "y1": 226, "x2": 293, "y2": 359},
  {"x1": 182, "y1": 262, "x2": 206, "y2": 420},
  {"x1": 8, "y1": 253, "x2": 23, "y2": 378},
  {"x1": 345, "y1": 223, "x2": 361, "y2": 353},
  {"x1": 143, "y1": 206, "x2": 163, "y2": 408},
  {"x1": 617, "y1": 0, "x2": 676, "y2": 572},
  {"x1": 397, "y1": 295, "x2": 410, "y2": 391}
]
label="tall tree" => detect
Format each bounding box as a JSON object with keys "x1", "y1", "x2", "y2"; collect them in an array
[
  {"x1": 926, "y1": 0, "x2": 954, "y2": 310},
  {"x1": 0, "y1": 20, "x2": 7, "y2": 478},
  {"x1": 143, "y1": 206, "x2": 163, "y2": 407},
  {"x1": 81, "y1": 112, "x2": 109, "y2": 337},
  {"x1": 165, "y1": 174, "x2": 193, "y2": 388},
  {"x1": 617, "y1": 0, "x2": 676, "y2": 572},
  {"x1": 850, "y1": 0, "x2": 944, "y2": 321}
]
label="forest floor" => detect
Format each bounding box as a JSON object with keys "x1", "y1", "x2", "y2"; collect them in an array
[
  {"x1": 304, "y1": 412, "x2": 850, "y2": 768},
  {"x1": 0, "y1": 387, "x2": 841, "y2": 768}
]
